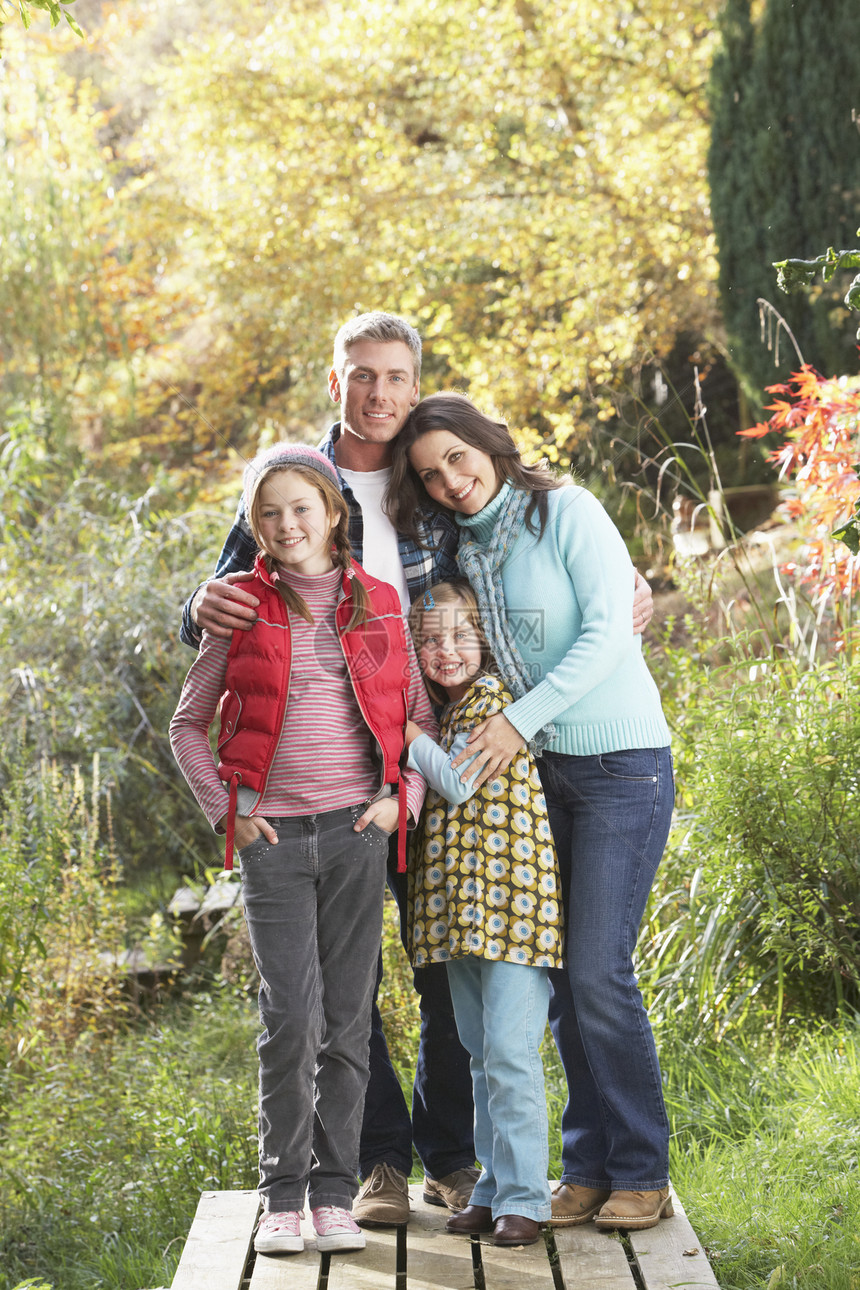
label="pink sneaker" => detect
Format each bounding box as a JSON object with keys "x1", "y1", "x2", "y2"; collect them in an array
[
  {"x1": 254, "y1": 1209, "x2": 304, "y2": 1254},
  {"x1": 312, "y1": 1205, "x2": 366, "y2": 1252}
]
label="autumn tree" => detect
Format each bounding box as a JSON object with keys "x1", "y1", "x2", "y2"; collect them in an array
[
  {"x1": 2, "y1": 0, "x2": 729, "y2": 486},
  {"x1": 0, "y1": 0, "x2": 81, "y2": 34},
  {"x1": 127, "y1": 0, "x2": 724, "y2": 466},
  {"x1": 0, "y1": 20, "x2": 196, "y2": 464}
]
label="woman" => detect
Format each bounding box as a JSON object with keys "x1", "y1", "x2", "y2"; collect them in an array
[{"x1": 387, "y1": 393, "x2": 675, "y2": 1232}]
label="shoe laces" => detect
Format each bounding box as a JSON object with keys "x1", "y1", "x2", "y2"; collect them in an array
[
  {"x1": 367, "y1": 1162, "x2": 407, "y2": 1193},
  {"x1": 259, "y1": 1210, "x2": 302, "y2": 1236},
  {"x1": 313, "y1": 1205, "x2": 360, "y2": 1236}
]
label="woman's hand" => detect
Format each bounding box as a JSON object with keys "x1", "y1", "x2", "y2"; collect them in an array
[
  {"x1": 230, "y1": 813, "x2": 280, "y2": 850},
  {"x1": 354, "y1": 796, "x2": 399, "y2": 835},
  {"x1": 450, "y1": 712, "x2": 525, "y2": 789},
  {"x1": 633, "y1": 569, "x2": 653, "y2": 635}
]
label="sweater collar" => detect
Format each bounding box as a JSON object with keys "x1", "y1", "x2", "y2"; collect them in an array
[
  {"x1": 253, "y1": 551, "x2": 343, "y2": 595},
  {"x1": 455, "y1": 480, "x2": 514, "y2": 543}
]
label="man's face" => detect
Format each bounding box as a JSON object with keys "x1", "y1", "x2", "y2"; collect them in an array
[{"x1": 329, "y1": 340, "x2": 419, "y2": 448}]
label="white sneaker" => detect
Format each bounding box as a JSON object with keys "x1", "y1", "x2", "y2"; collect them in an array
[
  {"x1": 254, "y1": 1209, "x2": 304, "y2": 1254},
  {"x1": 312, "y1": 1205, "x2": 366, "y2": 1252}
]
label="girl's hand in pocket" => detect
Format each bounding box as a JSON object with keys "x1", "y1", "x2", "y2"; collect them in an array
[
  {"x1": 354, "y1": 797, "x2": 399, "y2": 835},
  {"x1": 232, "y1": 814, "x2": 279, "y2": 850}
]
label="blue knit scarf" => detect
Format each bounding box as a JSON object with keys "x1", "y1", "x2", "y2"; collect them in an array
[{"x1": 457, "y1": 486, "x2": 556, "y2": 755}]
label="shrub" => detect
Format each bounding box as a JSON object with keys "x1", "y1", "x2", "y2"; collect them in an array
[
  {"x1": 0, "y1": 407, "x2": 231, "y2": 880},
  {"x1": 643, "y1": 654, "x2": 860, "y2": 1033},
  {"x1": 0, "y1": 755, "x2": 129, "y2": 1061}
]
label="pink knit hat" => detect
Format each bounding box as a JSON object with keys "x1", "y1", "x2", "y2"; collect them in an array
[{"x1": 242, "y1": 443, "x2": 340, "y2": 519}]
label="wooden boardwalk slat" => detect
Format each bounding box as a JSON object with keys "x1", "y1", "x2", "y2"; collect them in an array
[
  {"x1": 170, "y1": 1189, "x2": 260, "y2": 1290},
  {"x1": 393, "y1": 1193, "x2": 552, "y2": 1290},
  {"x1": 628, "y1": 1190, "x2": 720, "y2": 1290},
  {"x1": 173, "y1": 1184, "x2": 719, "y2": 1290},
  {"x1": 554, "y1": 1222, "x2": 639, "y2": 1290},
  {"x1": 252, "y1": 1191, "x2": 480, "y2": 1289}
]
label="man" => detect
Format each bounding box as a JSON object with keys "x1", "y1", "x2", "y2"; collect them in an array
[{"x1": 180, "y1": 311, "x2": 653, "y2": 1226}]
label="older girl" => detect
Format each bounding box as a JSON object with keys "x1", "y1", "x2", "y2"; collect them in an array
[{"x1": 171, "y1": 444, "x2": 432, "y2": 1256}]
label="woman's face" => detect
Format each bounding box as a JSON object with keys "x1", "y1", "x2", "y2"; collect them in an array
[{"x1": 408, "y1": 429, "x2": 501, "y2": 515}]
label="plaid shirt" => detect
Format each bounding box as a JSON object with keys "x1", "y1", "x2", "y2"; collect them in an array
[{"x1": 180, "y1": 423, "x2": 459, "y2": 647}]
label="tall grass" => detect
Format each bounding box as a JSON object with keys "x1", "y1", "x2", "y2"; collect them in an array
[
  {"x1": 662, "y1": 1024, "x2": 860, "y2": 1289},
  {"x1": 0, "y1": 989, "x2": 259, "y2": 1290},
  {"x1": 0, "y1": 755, "x2": 129, "y2": 1059}
]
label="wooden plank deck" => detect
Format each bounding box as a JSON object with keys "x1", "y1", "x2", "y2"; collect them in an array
[{"x1": 171, "y1": 1186, "x2": 720, "y2": 1290}]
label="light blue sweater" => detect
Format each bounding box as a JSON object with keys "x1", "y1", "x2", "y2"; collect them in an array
[{"x1": 456, "y1": 482, "x2": 671, "y2": 757}]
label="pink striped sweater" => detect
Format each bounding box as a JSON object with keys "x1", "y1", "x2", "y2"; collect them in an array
[{"x1": 170, "y1": 565, "x2": 435, "y2": 831}]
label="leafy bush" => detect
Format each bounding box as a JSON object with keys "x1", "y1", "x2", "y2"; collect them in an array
[
  {"x1": 0, "y1": 755, "x2": 131, "y2": 1061},
  {"x1": 0, "y1": 407, "x2": 233, "y2": 880},
  {"x1": 642, "y1": 652, "x2": 860, "y2": 1033}
]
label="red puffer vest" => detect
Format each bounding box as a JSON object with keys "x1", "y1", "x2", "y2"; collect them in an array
[{"x1": 216, "y1": 554, "x2": 410, "y2": 871}]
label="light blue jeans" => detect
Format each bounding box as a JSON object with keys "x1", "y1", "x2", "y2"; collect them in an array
[{"x1": 446, "y1": 957, "x2": 551, "y2": 1222}]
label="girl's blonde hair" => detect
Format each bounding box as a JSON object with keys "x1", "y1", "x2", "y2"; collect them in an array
[
  {"x1": 408, "y1": 578, "x2": 493, "y2": 704},
  {"x1": 247, "y1": 463, "x2": 369, "y2": 631}
]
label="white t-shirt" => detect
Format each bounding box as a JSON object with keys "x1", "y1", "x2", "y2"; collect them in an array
[{"x1": 339, "y1": 466, "x2": 411, "y2": 613}]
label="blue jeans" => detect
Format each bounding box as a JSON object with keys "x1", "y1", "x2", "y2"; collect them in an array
[
  {"x1": 239, "y1": 804, "x2": 388, "y2": 1211},
  {"x1": 359, "y1": 849, "x2": 476, "y2": 1180},
  {"x1": 447, "y1": 958, "x2": 551, "y2": 1222},
  {"x1": 537, "y1": 747, "x2": 674, "y2": 1192}
]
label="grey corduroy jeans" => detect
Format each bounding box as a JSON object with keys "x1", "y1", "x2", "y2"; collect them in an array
[{"x1": 238, "y1": 802, "x2": 389, "y2": 1212}]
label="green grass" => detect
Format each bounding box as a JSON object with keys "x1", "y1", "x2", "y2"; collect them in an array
[
  {"x1": 663, "y1": 1024, "x2": 860, "y2": 1289},
  {"x1": 3, "y1": 948, "x2": 860, "y2": 1289},
  {"x1": 542, "y1": 1023, "x2": 860, "y2": 1289},
  {"x1": 0, "y1": 985, "x2": 259, "y2": 1290}
]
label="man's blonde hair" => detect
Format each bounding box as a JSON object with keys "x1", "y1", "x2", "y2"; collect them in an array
[{"x1": 332, "y1": 311, "x2": 422, "y2": 383}]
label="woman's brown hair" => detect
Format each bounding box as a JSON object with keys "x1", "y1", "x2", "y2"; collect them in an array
[
  {"x1": 384, "y1": 392, "x2": 563, "y2": 544},
  {"x1": 247, "y1": 463, "x2": 370, "y2": 631}
]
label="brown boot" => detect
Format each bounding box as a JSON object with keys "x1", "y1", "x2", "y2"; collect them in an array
[
  {"x1": 549, "y1": 1183, "x2": 611, "y2": 1226},
  {"x1": 492, "y1": 1214, "x2": 541, "y2": 1246},
  {"x1": 423, "y1": 1166, "x2": 481, "y2": 1212},
  {"x1": 445, "y1": 1204, "x2": 494, "y2": 1234},
  {"x1": 594, "y1": 1187, "x2": 674, "y2": 1231},
  {"x1": 352, "y1": 1163, "x2": 410, "y2": 1227}
]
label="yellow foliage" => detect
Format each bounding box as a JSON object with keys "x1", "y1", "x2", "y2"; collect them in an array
[{"x1": 2, "y1": 0, "x2": 723, "y2": 472}]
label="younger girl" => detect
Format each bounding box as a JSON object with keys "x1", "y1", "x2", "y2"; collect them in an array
[
  {"x1": 404, "y1": 579, "x2": 563, "y2": 1248},
  {"x1": 170, "y1": 444, "x2": 433, "y2": 1257}
]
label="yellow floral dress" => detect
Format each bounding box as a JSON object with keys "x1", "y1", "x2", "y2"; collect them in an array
[{"x1": 408, "y1": 674, "x2": 564, "y2": 969}]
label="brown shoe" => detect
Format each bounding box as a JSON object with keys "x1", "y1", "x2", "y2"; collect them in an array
[
  {"x1": 492, "y1": 1214, "x2": 541, "y2": 1247},
  {"x1": 445, "y1": 1204, "x2": 494, "y2": 1234},
  {"x1": 423, "y1": 1166, "x2": 481, "y2": 1211},
  {"x1": 353, "y1": 1163, "x2": 410, "y2": 1227},
  {"x1": 594, "y1": 1187, "x2": 674, "y2": 1231},
  {"x1": 550, "y1": 1183, "x2": 611, "y2": 1226}
]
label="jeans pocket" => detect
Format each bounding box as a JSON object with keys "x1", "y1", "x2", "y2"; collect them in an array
[
  {"x1": 597, "y1": 750, "x2": 659, "y2": 782},
  {"x1": 238, "y1": 831, "x2": 271, "y2": 863},
  {"x1": 363, "y1": 819, "x2": 393, "y2": 842}
]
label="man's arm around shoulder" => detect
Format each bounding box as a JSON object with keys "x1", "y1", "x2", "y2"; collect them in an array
[{"x1": 179, "y1": 505, "x2": 260, "y2": 648}]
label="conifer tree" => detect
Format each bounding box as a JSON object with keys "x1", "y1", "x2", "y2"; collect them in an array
[{"x1": 708, "y1": 0, "x2": 860, "y2": 402}]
